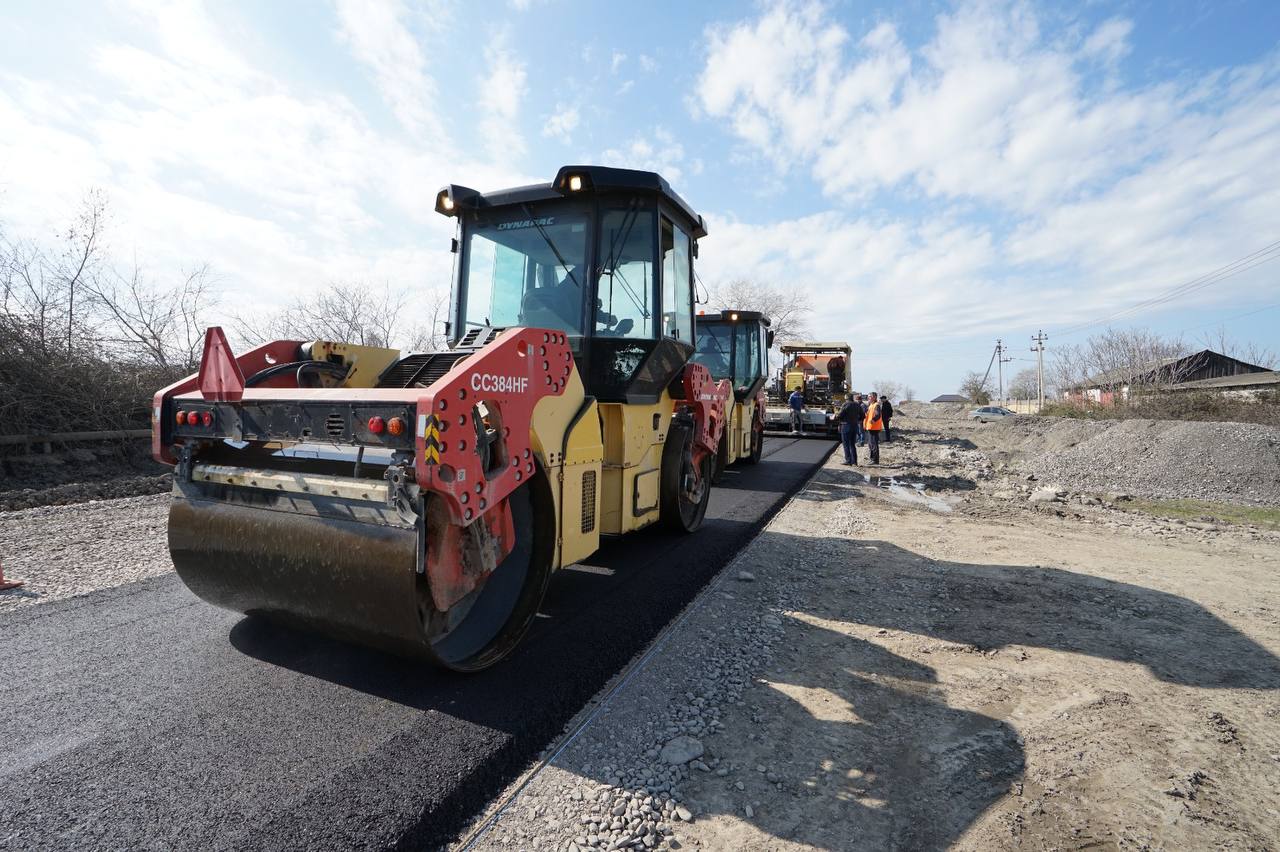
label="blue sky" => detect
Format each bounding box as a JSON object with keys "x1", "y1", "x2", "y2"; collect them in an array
[{"x1": 2, "y1": 0, "x2": 1278, "y2": 397}]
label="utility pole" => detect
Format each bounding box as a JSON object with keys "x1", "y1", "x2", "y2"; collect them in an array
[
  {"x1": 1030, "y1": 330, "x2": 1047, "y2": 412},
  {"x1": 996, "y1": 339, "x2": 1013, "y2": 407}
]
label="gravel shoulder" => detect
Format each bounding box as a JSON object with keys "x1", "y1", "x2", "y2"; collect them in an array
[
  {"x1": 0, "y1": 493, "x2": 171, "y2": 611},
  {"x1": 464, "y1": 419, "x2": 1280, "y2": 851}
]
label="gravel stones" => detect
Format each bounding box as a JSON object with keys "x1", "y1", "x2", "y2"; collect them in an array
[
  {"x1": 659, "y1": 736, "x2": 704, "y2": 765},
  {"x1": 988, "y1": 417, "x2": 1280, "y2": 507},
  {"x1": 0, "y1": 494, "x2": 172, "y2": 611}
]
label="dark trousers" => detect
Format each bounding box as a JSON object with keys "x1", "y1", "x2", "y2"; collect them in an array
[
  {"x1": 840, "y1": 424, "x2": 858, "y2": 464},
  {"x1": 883, "y1": 416, "x2": 892, "y2": 442},
  {"x1": 855, "y1": 423, "x2": 865, "y2": 445},
  {"x1": 867, "y1": 429, "x2": 881, "y2": 463}
]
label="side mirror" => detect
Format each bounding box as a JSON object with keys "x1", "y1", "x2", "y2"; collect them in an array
[{"x1": 766, "y1": 330, "x2": 775, "y2": 348}]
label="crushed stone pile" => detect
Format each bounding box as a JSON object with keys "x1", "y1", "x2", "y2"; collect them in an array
[
  {"x1": 984, "y1": 417, "x2": 1280, "y2": 507},
  {"x1": 895, "y1": 402, "x2": 971, "y2": 420}
]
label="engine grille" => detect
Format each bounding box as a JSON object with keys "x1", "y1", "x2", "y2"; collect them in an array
[
  {"x1": 458, "y1": 326, "x2": 504, "y2": 348},
  {"x1": 376, "y1": 352, "x2": 470, "y2": 389},
  {"x1": 581, "y1": 470, "x2": 597, "y2": 534},
  {"x1": 325, "y1": 412, "x2": 345, "y2": 438}
]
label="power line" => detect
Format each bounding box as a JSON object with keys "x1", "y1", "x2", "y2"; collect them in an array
[
  {"x1": 1053, "y1": 239, "x2": 1280, "y2": 338},
  {"x1": 1176, "y1": 301, "x2": 1280, "y2": 335}
]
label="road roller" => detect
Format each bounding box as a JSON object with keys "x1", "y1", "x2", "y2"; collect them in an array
[
  {"x1": 691, "y1": 309, "x2": 773, "y2": 479},
  {"x1": 152, "y1": 165, "x2": 727, "y2": 671}
]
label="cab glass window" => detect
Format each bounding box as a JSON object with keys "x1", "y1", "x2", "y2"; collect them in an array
[
  {"x1": 693, "y1": 322, "x2": 733, "y2": 381},
  {"x1": 596, "y1": 208, "x2": 656, "y2": 338},
  {"x1": 733, "y1": 321, "x2": 762, "y2": 389},
  {"x1": 462, "y1": 213, "x2": 589, "y2": 336},
  {"x1": 660, "y1": 218, "x2": 693, "y2": 343}
]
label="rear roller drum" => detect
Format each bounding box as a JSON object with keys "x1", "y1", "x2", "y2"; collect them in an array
[{"x1": 168, "y1": 472, "x2": 555, "y2": 672}]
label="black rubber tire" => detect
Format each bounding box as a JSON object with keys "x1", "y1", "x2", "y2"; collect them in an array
[{"x1": 660, "y1": 422, "x2": 713, "y2": 533}]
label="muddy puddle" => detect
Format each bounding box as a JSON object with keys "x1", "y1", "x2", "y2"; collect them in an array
[{"x1": 861, "y1": 473, "x2": 954, "y2": 512}]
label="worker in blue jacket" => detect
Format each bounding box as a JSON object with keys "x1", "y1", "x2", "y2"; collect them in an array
[{"x1": 788, "y1": 388, "x2": 806, "y2": 434}]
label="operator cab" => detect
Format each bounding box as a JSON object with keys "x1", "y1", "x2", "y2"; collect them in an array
[
  {"x1": 692, "y1": 310, "x2": 773, "y2": 401},
  {"x1": 435, "y1": 166, "x2": 706, "y2": 404}
]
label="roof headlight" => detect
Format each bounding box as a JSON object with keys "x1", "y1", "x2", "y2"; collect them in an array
[{"x1": 568, "y1": 174, "x2": 583, "y2": 192}]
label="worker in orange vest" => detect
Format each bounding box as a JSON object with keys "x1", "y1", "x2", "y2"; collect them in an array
[{"x1": 863, "y1": 392, "x2": 884, "y2": 464}]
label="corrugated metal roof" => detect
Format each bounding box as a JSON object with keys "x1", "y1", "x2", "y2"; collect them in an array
[{"x1": 1167, "y1": 370, "x2": 1280, "y2": 390}]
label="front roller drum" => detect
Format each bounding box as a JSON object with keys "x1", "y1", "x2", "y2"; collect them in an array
[{"x1": 168, "y1": 475, "x2": 554, "y2": 671}]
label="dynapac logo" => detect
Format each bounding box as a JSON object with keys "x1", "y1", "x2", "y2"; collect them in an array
[
  {"x1": 472, "y1": 373, "x2": 529, "y2": 394},
  {"x1": 496, "y1": 217, "x2": 554, "y2": 231}
]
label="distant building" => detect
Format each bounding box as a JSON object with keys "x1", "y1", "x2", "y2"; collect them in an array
[
  {"x1": 931, "y1": 394, "x2": 969, "y2": 403},
  {"x1": 1069, "y1": 349, "x2": 1271, "y2": 404},
  {"x1": 1165, "y1": 370, "x2": 1280, "y2": 397}
]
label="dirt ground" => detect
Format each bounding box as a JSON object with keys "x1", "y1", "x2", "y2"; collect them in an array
[{"x1": 467, "y1": 415, "x2": 1280, "y2": 851}]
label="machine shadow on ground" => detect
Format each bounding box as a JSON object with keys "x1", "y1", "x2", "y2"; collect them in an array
[{"x1": 560, "y1": 530, "x2": 1280, "y2": 850}]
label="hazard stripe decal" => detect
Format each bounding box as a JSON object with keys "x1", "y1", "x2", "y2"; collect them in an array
[{"x1": 422, "y1": 413, "x2": 442, "y2": 465}]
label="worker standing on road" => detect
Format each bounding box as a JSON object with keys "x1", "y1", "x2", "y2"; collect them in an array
[
  {"x1": 853, "y1": 393, "x2": 867, "y2": 446},
  {"x1": 836, "y1": 396, "x2": 861, "y2": 465},
  {"x1": 864, "y1": 392, "x2": 884, "y2": 464},
  {"x1": 788, "y1": 388, "x2": 806, "y2": 435},
  {"x1": 881, "y1": 395, "x2": 894, "y2": 442}
]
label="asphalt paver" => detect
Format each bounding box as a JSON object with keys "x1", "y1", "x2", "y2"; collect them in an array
[{"x1": 0, "y1": 437, "x2": 833, "y2": 851}]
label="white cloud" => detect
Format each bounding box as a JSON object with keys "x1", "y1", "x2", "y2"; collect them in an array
[
  {"x1": 542, "y1": 103, "x2": 581, "y2": 143},
  {"x1": 611, "y1": 50, "x2": 627, "y2": 74},
  {"x1": 615, "y1": 79, "x2": 634, "y2": 97},
  {"x1": 1082, "y1": 17, "x2": 1133, "y2": 66},
  {"x1": 638, "y1": 53, "x2": 658, "y2": 73},
  {"x1": 477, "y1": 35, "x2": 529, "y2": 160},
  {"x1": 692, "y1": 0, "x2": 1280, "y2": 355},
  {"x1": 334, "y1": 0, "x2": 440, "y2": 139},
  {"x1": 0, "y1": 2, "x2": 535, "y2": 323},
  {"x1": 600, "y1": 128, "x2": 687, "y2": 183},
  {"x1": 695, "y1": 1, "x2": 1170, "y2": 210}
]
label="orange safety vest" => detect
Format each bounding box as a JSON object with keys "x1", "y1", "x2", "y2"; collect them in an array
[{"x1": 864, "y1": 402, "x2": 883, "y2": 431}]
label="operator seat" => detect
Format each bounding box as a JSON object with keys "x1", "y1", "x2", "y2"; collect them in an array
[{"x1": 520, "y1": 270, "x2": 582, "y2": 333}]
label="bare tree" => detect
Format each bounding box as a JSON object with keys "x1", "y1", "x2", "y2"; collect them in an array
[
  {"x1": 58, "y1": 190, "x2": 108, "y2": 355},
  {"x1": 235, "y1": 282, "x2": 407, "y2": 348},
  {"x1": 86, "y1": 261, "x2": 218, "y2": 370},
  {"x1": 1050, "y1": 327, "x2": 1191, "y2": 398},
  {"x1": 1198, "y1": 326, "x2": 1277, "y2": 369},
  {"x1": 709, "y1": 278, "x2": 812, "y2": 343},
  {"x1": 1, "y1": 192, "x2": 107, "y2": 359},
  {"x1": 959, "y1": 371, "x2": 991, "y2": 404},
  {"x1": 871, "y1": 379, "x2": 913, "y2": 402},
  {"x1": 1, "y1": 195, "x2": 212, "y2": 434},
  {"x1": 1008, "y1": 367, "x2": 1038, "y2": 401},
  {"x1": 405, "y1": 286, "x2": 451, "y2": 351}
]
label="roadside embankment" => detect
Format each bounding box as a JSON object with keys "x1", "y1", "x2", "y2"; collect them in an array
[
  {"x1": 895, "y1": 406, "x2": 1280, "y2": 508},
  {"x1": 465, "y1": 424, "x2": 1280, "y2": 851}
]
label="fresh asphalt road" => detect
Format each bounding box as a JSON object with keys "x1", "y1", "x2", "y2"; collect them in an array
[{"x1": 0, "y1": 437, "x2": 833, "y2": 851}]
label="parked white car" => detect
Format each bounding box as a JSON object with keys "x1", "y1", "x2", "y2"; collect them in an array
[{"x1": 969, "y1": 406, "x2": 1017, "y2": 422}]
